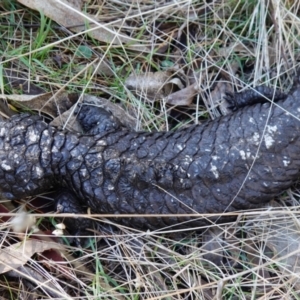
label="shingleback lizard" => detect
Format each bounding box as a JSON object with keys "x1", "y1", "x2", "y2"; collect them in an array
[{"x1": 1, "y1": 72, "x2": 300, "y2": 231}]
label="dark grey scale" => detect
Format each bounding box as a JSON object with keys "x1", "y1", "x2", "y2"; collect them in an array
[
  {"x1": 5, "y1": 172, "x2": 17, "y2": 185},
  {"x1": 153, "y1": 138, "x2": 169, "y2": 154},
  {"x1": 68, "y1": 152, "x2": 85, "y2": 178},
  {"x1": 112, "y1": 135, "x2": 133, "y2": 153},
  {"x1": 57, "y1": 156, "x2": 69, "y2": 177},
  {"x1": 136, "y1": 147, "x2": 148, "y2": 158},
  {"x1": 117, "y1": 176, "x2": 134, "y2": 199},
  {"x1": 71, "y1": 171, "x2": 82, "y2": 193},
  {"x1": 93, "y1": 187, "x2": 105, "y2": 204},
  {"x1": 52, "y1": 132, "x2": 67, "y2": 171},
  {"x1": 214, "y1": 121, "x2": 230, "y2": 146},
  {"x1": 104, "y1": 190, "x2": 119, "y2": 211},
  {"x1": 131, "y1": 190, "x2": 149, "y2": 213},
  {"x1": 164, "y1": 193, "x2": 180, "y2": 214},
  {"x1": 25, "y1": 123, "x2": 45, "y2": 146},
  {"x1": 78, "y1": 164, "x2": 91, "y2": 182},
  {"x1": 58, "y1": 133, "x2": 81, "y2": 176},
  {"x1": 130, "y1": 132, "x2": 156, "y2": 152},
  {"x1": 157, "y1": 165, "x2": 174, "y2": 188},
  {"x1": 104, "y1": 158, "x2": 121, "y2": 182},
  {"x1": 64, "y1": 133, "x2": 80, "y2": 151},
  {"x1": 83, "y1": 152, "x2": 102, "y2": 170},
  {"x1": 89, "y1": 167, "x2": 104, "y2": 187},
  {"x1": 10, "y1": 134, "x2": 24, "y2": 147},
  {"x1": 74, "y1": 136, "x2": 93, "y2": 155},
  {"x1": 179, "y1": 179, "x2": 193, "y2": 190},
  {"x1": 66, "y1": 157, "x2": 83, "y2": 175},
  {"x1": 105, "y1": 130, "x2": 129, "y2": 147},
  {"x1": 81, "y1": 179, "x2": 94, "y2": 200}
]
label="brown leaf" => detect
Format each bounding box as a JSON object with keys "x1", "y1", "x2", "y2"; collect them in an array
[
  {"x1": 0, "y1": 239, "x2": 63, "y2": 274},
  {"x1": 166, "y1": 83, "x2": 198, "y2": 106},
  {"x1": 125, "y1": 71, "x2": 184, "y2": 102},
  {"x1": 3, "y1": 92, "x2": 78, "y2": 118}
]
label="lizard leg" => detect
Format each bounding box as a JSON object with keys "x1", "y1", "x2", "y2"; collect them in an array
[
  {"x1": 76, "y1": 103, "x2": 122, "y2": 134},
  {"x1": 53, "y1": 189, "x2": 95, "y2": 246},
  {"x1": 224, "y1": 86, "x2": 287, "y2": 111}
]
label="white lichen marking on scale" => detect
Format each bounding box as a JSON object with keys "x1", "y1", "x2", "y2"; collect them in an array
[
  {"x1": 43, "y1": 130, "x2": 49, "y2": 137},
  {"x1": 34, "y1": 166, "x2": 43, "y2": 178},
  {"x1": 80, "y1": 169, "x2": 87, "y2": 177},
  {"x1": 282, "y1": 156, "x2": 290, "y2": 167},
  {"x1": 108, "y1": 184, "x2": 114, "y2": 190},
  {"x1": 264, "y1": 125, "x2": 277, "y2": 149},
  {"x1": 97, "y1": 140, "x2": 107, "y2": 146},
  {"x1": 210, "y1": 163, "x2": 219, "y2": 179},
  {"x1": 28, "y1": 130, "x2": 39, "y2": 143},
  {"x1": 252, "y1": 132, "x2": 260, "y2": 145},
  {"x1": 1, "y1": 161, "x2": 11, "y2": 171},
  {"x1": 249, "y1": 117, "x2": 255, "y2": 124},
  {"x1": 247, "y1": 150, "x2": 254, "y2": 159},
  {"x1": 212, "y1": 155, "x2": 220, "y2": 160},
  {"x1": 176, "y1": 143, "x2": 184, "y2": 151},
  {"x1": 239, "y1": 150, "x2": 246, "y2": 160},
  {"x1": 185, "y1": 155, "x2": 192, "y2": 161},
  {"x1": 13, "y1": 154, "x2": 21, "y2": 164}
]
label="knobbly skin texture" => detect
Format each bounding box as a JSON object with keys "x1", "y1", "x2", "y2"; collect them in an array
[{"x1": 1, "y1": 74, "x2": 300, "y2": 229}]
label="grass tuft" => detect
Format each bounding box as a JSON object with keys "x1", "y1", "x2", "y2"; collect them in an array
[{"x1": 0, "y1": 0, "x2": 300, "y2": 298}]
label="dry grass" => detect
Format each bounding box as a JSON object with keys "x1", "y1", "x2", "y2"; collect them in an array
[{"x1": 1, "y1": 0, "x2": 300, "y2": 299}]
